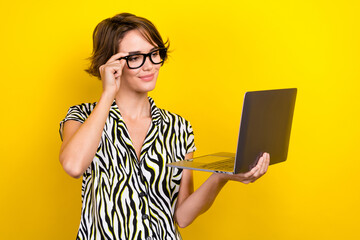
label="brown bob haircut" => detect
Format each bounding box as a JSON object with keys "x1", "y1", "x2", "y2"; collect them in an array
[{"x1": 86, "y1": 13, "x2": 169, "y2": 79}]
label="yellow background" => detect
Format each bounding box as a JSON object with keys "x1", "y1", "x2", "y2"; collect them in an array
[{"x1": 1, "y1": 0, "x2": 359, "y2": 239}]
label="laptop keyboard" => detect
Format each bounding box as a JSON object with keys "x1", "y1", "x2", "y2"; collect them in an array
[{"x1": 199, "y1": 158, "x2": 235, "y2": 170}]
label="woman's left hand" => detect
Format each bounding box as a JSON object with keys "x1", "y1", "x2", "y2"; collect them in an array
[
  {"x1": 175, "y1": 152, "x2": 270, "y2": 227},
  {"x1": 215, "y1": 152, "x2": 270, "y2": 184}
]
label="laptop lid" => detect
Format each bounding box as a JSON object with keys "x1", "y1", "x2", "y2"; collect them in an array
[{"x1": 234, "y1": 88, "x2": 297, "y2": 172}]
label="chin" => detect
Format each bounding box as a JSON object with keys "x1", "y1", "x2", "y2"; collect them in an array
[{"x1": 135, "y1": 81, "x2": 157, "y2": 93}]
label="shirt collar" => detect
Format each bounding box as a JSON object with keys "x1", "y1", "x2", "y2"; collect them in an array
[{"x1": 109, "y1": 96, "x2": 167, "y2": 125}]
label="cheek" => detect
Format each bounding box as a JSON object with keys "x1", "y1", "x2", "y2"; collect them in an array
[
  {"x1": 121, "y1": 68, "x2": 140, "y2": 79},
  {"x1": 154, "y1": 65, "x2": 161, "y2": 74}
]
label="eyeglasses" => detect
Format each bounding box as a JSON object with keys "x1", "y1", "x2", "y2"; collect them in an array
[{"x1": 119, "y1": 48, "x2": 167, "y2": 69}]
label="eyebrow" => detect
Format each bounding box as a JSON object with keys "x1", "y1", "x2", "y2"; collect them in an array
[{"x1": 127, "y1": 47, "x2": 158, "y2": 55}]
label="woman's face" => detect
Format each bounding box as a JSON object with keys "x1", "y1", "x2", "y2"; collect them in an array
[{"x1": 118, "y1": 30, "x2": 161, "y2": 94}]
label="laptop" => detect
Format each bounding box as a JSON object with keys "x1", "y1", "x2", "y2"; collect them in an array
[{"x1": 167, "y1": 88, "x2": 297, "y2": 174}]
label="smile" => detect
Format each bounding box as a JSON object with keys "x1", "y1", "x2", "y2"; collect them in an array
[{"x1": 139, "y1": 74, "x2": 155, "y2": 82}]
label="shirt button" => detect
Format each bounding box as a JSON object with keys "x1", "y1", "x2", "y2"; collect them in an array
[
  {"x1": 142, "y1": 214, "x2": 149, "y2": 220},
  {"x1": 139, "y1": 192, "x2": 146, "y2": 197}
]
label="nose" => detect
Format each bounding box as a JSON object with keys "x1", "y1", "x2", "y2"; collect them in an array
[{"x1": 142, "y1": 55, "x2": 153, "y2": 70}]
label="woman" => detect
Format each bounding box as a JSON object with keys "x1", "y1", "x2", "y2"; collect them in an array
[{"x1": 59, "y1": 13, "x2": 270, "y2": 240}]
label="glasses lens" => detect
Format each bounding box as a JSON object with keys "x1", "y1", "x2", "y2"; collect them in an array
[
  {"x1": 127, "y1": 54, "x2": 144, "y2": 69},
  {"x1": 150, "y1": 50, "x2": 162, "y2": 64}
]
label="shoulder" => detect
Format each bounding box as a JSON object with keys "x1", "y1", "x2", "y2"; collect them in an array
[
  {"x1": 66, "y1": 102, "x2": 97, "y2": 118},
  {"x1": 159, "y1": 108, "x2": 191, "y2": 125},
  {"x1": 158, "y1": 108, "x2": 196, "y2": 153},
  {"x1": 149, "y1": 98, "x2": 196, "y2": 153},
  {"x1": 61, "y1": 102, "x2": 98, "y2": 124},
  {"x1": 148, "y1": 96, "x2": 194, "y2": 131},
  {"x1": 59, "y1": 102, "x2": 97, "y2": 141},
  {"x1": 158, "y1": 108, "x2": 194, "y2": 136},
  {"x1": 68, "y1": 102, "x2": 97, "y2": 112}
]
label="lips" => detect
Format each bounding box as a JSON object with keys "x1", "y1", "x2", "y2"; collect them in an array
[{"x1": 139, "y1": 74, "x2": 154, "y2": 82}]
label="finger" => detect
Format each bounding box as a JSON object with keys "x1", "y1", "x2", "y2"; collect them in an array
[
  {"x1": 238, "y1": 165, "x2": 259, "y2": 180},
  {"x1": 265, "y1": 153, "x2": 270, "y2": 172},
  {"x1": 102, "y1": 61, "x2": 126, "y2": 77},
  {"x1": 114, "y1": 70, "x2": 122, "y2": 79},
  {"x1": 253, "y1": 153, "x2": 270, "y2": 180},
  {"x1": 253, "y1": 155, "x2": 264, "y2": 174},
  {"x1": 258, "y1": 153, "x2": 265, "y2": 166},
  {"x1": 106, "y1": 52, "x2": 128, "y2": 64},
  {"x1": 114, "y1": 59, "x2": 127, "y2": 74},
  {"x1": 100, "y1": 61, "x2": 120, "y2": 73},
  {"x1": 261, "y1": 153, "x2": 270, "y2": 173},
  {"x1": 248, "y1": 155, "x2": 266, "y2": 180},
  {"x1": 260, "y1": 153, "x2": 268, "y2": 174},
  {"x1": 232, "y1": 154, "x2": 268, "y2": 183}
]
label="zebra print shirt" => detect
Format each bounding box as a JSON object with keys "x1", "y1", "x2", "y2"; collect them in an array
[{"x1": 60, "y1": 97, "x2": 196, "y2": 240}]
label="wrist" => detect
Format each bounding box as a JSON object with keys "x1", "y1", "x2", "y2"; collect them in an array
[
  {"x1": 100, "y1": 91, "x2": 116, "y2": 103},
  {"x1": 212, "y1": 173, "x2": 229, "y2": 186}
]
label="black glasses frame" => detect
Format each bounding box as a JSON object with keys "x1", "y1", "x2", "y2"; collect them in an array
[{"x1": 119, "y1": 48, "x2": 167, "y2": 69}]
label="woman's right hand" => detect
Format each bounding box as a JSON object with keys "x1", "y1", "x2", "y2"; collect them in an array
[
  {"x1": 60, "y1": 52, "x2": 127, "y2": 178},
  {"x1": 99, "y1": 52, "x2": 127, "y2": 98}
]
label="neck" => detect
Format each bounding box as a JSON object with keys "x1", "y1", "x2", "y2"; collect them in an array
[{"x1": 115, "y1": 90, "x2": 151, "y2": 120}]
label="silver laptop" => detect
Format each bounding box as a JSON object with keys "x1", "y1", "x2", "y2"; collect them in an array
[{"x1": 167, "y1": 88, "x2": 297, "y2": 174}]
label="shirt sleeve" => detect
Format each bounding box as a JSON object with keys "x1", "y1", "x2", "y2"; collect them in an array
[
  {"x1": 185, "y1": 120, "x2": 196, "y2": 154},
  {"x1": 59, "y1": 103, "x2": 93, "y2": 141}
]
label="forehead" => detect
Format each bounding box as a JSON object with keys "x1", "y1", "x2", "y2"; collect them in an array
[{"x1": 118, "y1": 30, "x2": 157, "y2": 53}]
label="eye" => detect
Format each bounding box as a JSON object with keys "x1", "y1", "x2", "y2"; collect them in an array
[
  {"x1": 128, "y1": 55, "x2": 141, "y2": 62},
  {"x1": 151, "y1": 50, "x2": 159, "y2": 57}
]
